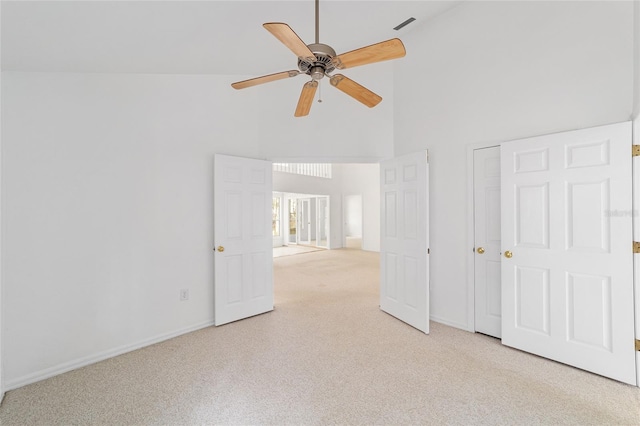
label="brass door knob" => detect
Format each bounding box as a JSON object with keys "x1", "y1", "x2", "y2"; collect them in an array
[
  {"x1": 476, "y1": 247, "x2": 485, "y2": 254},
  {"x1": 217, "y1": 246, "x2": 225, "y2": 252},
  {"x1": 504, "y1": 250, "x2": 513, "y2": 258}
]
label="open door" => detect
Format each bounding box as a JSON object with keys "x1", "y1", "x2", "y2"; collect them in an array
[
  {"x1": 317, "y1": 196, "x2": 329, "y2": 248},
  {"x1": 501, "y1": 122, "x2": 636, "y2": 385},
  {"x1": 473, "y1": 146, "x2": 502, "y2": 338},
  {"x1": 298, "y1": 198, "x2": 311, "y2": 245},
  {"x1": 380, "y1": 151, "x2": 430, "y2": 333},
  {"x1": 214, "y1": 154, "x2": 273, "y2": 326}
]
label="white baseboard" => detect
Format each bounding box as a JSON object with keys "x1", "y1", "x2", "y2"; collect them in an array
[
  {"x1": 5, "y1": 320, "x2": 214, "y2": 392},
  {"x1": 430, "y1": 315, "x2": 472, "y2": 332}
]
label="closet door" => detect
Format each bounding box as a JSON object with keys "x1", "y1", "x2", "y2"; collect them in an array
[
  {"x1": 501, "y1": 122, "x2": 636, "y2": 385},
  {"x1": 474, "y1": 146, "x2": 502, "y2": 338}
]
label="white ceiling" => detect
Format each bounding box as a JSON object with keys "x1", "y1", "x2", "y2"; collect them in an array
[{"x1": 1, "y1": 1, "x2": 464, "y2": 76}]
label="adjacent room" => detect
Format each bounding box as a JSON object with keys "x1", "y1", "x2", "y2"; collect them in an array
[
  {"x1": 1, "y1": 0, "x2": 639, "y2": 424},
  {"x1": 272, "y1": 162, "x2": 380, "y2": 255}
]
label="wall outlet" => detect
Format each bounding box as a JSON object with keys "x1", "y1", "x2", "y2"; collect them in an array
[{"x1": 180, "y1": 288, "x2": 189, "y2": 301}]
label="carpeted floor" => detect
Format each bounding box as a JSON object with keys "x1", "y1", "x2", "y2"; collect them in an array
[
  {"x1": 273, "y1": 244, "x2": 325, "y2": 257},
  {"x1": 0, "y1": 249, "x2": 638, "y2": 425}
]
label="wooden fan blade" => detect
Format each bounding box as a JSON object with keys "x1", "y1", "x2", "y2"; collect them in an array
[
  {"x1": 231, "y1": 71, "x2": 300, "y2": 90},
  {"x1": 333, "y1": 38, "x2": 406, "y2": 70},
  {"x1": 329, "y1": 74, "x2": 382, "y2": 108},
  {"x1": 263, "y1": 23, "x2": 317, "y2": 61},
  {"x1": 294, "y1": 81, "x2": 318, "y2": 117}
]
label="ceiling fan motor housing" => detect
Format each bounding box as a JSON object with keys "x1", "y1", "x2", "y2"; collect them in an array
[{"x1": 298, "y1": 43, "x2": 337, "y2": 79}]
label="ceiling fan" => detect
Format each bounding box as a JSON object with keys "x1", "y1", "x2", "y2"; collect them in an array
[{"x1": 231, "y1": 0, "x2": 406, "y2": 117}]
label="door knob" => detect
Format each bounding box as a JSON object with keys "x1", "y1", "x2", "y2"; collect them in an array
[
  {"x1": 217, "y1": 246, "x2": 225, "y2": 252},
  {"x1": 476, "y1": 247, "x2": 485, "y2": 254},
  {"x1": 504, "y1": 250, "x2": 513, "y2": 258}
]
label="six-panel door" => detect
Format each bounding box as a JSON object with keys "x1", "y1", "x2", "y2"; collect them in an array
[
  {"x1": 501, "y1": 122, "x2": 636, "y2": 385},
  {"x1": 214, "y1": 154, "x2": 273, "y2": 326},
  {"x1": 380, "y1": 151, "x2": 430, "y2": 333}
]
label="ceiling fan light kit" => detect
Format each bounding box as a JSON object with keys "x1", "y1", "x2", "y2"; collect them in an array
[{"x1": 231, "y1": 0, "x2": 406, "y2": 117}]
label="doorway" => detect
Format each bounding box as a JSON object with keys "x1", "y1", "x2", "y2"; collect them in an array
[{"x1": 343, "y1": 194, "x2": 363, "y2": 249}]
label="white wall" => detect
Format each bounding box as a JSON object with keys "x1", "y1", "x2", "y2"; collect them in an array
[
  {"x1": 1, "y1": 71, "x2": 393, "y2": 389},
  {"x1": 394, "y1": 1, "x2": 635, "y2": 329}
]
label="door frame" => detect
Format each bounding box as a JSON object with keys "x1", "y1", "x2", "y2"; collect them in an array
[{"x1": 466, "y1": 142, "x2": 501, "y2": 333}]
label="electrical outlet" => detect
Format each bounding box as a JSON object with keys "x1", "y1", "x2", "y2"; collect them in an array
[{"x1": 180, "y1": 289, "x2": 189, "y2": 301}]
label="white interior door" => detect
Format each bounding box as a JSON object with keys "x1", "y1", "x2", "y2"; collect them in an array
[
  {"x1": 501, "y1": 122, "x2": 636, "y2": 385},
  {"x1": 309, "y1": 198, "x2": 317, "y2": 243},
  {"x1": 380, "y1": 151, "x2": 430, "y2": 333},
  {"x1": 474, "y1": 146, "x2": 502, "y2": 338},
  {"x1": 288, "y1": 198, "x2": 297, "y2": 245},
  {"x1": 214, "y1": 154, "x2": 273, "y2": 326},
  {"x1": 317, "y1": 197, "x2": 329, "y2": 248},
  {"x1": 298, "y1": 199, "x2": 310, "y2": 244}
]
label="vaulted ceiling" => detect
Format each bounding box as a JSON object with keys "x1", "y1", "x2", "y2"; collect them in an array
[{"x1": 2, "y1": 1, "x2": 464, "y2": 76}]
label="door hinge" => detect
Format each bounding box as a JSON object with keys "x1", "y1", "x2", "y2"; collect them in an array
[
  {"x1": 634, "y1": 242, "x2": 640, "y2": 253},
  {"x1": 633, "y1": 145, "x2": 640, "y2": 157},
  {"x1": 636, "y1": 339, "x2": 640, "y2": 351}
]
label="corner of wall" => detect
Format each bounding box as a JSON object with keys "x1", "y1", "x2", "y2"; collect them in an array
[{"x1": 0, "y1": 0, "x2": 4, "y2": 403}]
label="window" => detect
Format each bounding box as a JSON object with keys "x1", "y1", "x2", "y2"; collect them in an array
[
  {"x1": 272, "y1": 163, "x2": 332, "y2": 179},
  {"x1": 272, "y1": 197, "x2": 281, "y2": 237}
]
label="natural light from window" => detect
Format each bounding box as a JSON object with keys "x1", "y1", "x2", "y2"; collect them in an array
[{"x1": 272, "y1": 163, "x2": 332, "y2": 179}]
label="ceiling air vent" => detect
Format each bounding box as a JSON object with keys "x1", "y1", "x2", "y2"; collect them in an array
[{"x1": 393, "y1": 17, "x2": 416, "y2": 31}]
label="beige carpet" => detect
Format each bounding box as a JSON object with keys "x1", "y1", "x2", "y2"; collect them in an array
[
  {"x1": 273, "y1": 244, "x2": 324, "y2": 258},
  {"x1": 0, "y1": 249, "x2": 639, "y2": 425},
  {"x1": 345, "y1": 236, "x2": 362, "y2": 249}
]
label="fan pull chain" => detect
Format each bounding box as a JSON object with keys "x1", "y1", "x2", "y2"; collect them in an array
[{"x1": 318, "y1": 80, "x2": 323, "y2": 103}]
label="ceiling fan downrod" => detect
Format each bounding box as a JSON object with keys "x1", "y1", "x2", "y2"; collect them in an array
[
  {"x1": 300, "y1": 0, "x2": 335, "y2": 81},
  {"x1": 315, "y1": 0, "x2": 320, "y2": 44}
]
